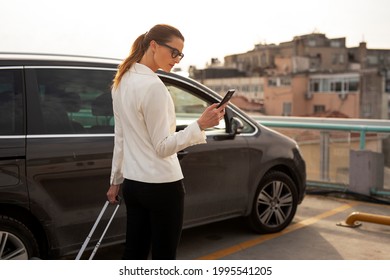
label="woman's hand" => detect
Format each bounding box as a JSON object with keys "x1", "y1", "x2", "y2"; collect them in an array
[
  {"x1": 197, "y1": 103, "x2": 227, "y2": 130},
  {"x1": 107, "y1": 184, "x2": 120, "y2": 204}
]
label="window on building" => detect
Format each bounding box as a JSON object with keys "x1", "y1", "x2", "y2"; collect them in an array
[
  {"x1": 267, "y1": 77, "x2": 291, "y2": 87},
  {"x1": 332, "y1": 54, "x2": 345, "y2": 65},
  {"x1": 339, "y1": 54, "x2": 345, "y2": 64},
  {"x1": 313, "y1": 105, "x2": 326, "y2": 114},
  {"x1": 388, "y1": 100, "x2": 390, "y2": 118},
  {"x1": 310, "y1": 57, "x2": 320, "y2": 69},
  {"x1": 280, "y1": 77, "x2": 291, "y2": 86},
  {"x1": 345, "y1": 78, "x2": 359, "y2": 91},
  {"x1": 385, "y1": 79, "x2": 390, "y2": 93},
  {"x1": 330, "y1": 81, "x2": 343, "y2": 92},
  {"x1": 332, "y1": 54, "x2": 338, "y2": 65},
  {"x1": 268, "y1": 78, "x2": 277, "y2": 87},
  {"x1": 330, "y1": 41, "x2": 341, "y2": 48},
  {"x1": 322, "y1": 79, "x2": 330, "y2": 91},
  {"x1": 310, "y1": 79, "x2": 320, "y2": 92},
  {"x1": 282, "y1": 102, "x2": 292, "y2": 116},
  {"x1": 367, "y1": 56, "x2": 378, "y2": 65},
  {"x1": 308, "y1": 39, "x2": 316, "y2": 47},
  {"x1": 242, "y1": 85, "x2": 249, "y2": 92},
  {"x1": 309, "y1": 76, "x2": 359, "y2": 93}
]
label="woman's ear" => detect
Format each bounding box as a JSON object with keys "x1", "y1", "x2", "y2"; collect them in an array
[{"x1": 149, "y1": 40, "x2": 157, "y2": 53}]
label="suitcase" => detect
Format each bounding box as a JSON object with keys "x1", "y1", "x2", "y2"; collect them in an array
[{"x1": 75, "y1": 199, "x2": 121, "y2": 260}]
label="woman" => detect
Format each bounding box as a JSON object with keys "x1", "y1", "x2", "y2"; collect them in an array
[{"x1": 106, "y1": 24, "x2": 226, "y2": 260}]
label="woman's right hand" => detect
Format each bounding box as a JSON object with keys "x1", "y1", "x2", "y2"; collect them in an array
[
  {"x1": 197, "y1": 103, "x2": 227, "y2": 130},
  {"x1": 107, "y1": 184, "x2": 120, "y2": 204}
]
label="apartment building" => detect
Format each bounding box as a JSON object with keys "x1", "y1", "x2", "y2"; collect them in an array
[{"x1": 190, "y1": 33, "x2": 390, "y2": 119}]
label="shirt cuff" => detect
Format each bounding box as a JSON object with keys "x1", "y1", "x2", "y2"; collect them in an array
[{"x1": 190, "y1": 121, "x2": 206, "y2": 142}]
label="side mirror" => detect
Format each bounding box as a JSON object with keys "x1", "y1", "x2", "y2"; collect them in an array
[
  {"x1": 230, "y1": 117, "x2": 244, "y2": 135},
  {"x1": 213, "y1": 117, "x2": 244, "y2": 141}
]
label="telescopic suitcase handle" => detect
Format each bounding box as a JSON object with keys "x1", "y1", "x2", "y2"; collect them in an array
[{"x1": 75, "y1": 197, "x2": 121, "y2": 260}]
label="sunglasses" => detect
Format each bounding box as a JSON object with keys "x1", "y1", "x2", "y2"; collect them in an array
[{"x1": 156, "y1": 41, "x2": 184, "y2": 60}]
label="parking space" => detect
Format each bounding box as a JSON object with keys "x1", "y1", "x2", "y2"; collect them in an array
[{"x1": 90, "y1": 194, "x2": 390, "y2": 260}]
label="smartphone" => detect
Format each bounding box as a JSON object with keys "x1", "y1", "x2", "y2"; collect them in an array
[{"x1": 217, "y1": 89, "x2": 235, "y2": 108}]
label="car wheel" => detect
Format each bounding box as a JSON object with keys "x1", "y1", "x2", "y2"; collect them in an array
[
  {"x1": 247, "y1": 171, "x2": 298, "y2": 234},
  {"x1": 0, "y1": 215, "x2": 40, "y2": 260}
]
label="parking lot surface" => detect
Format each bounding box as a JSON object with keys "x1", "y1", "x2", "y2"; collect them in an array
[{"x1": 75, "y1": 193, "x2": 390, "y2": 260}]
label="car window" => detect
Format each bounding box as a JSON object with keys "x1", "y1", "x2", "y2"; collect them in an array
[
  {"x1": 0, "y1": 69, "x2": 24, "y2": 135},
  {"x1": 34, "y1": 68, "x2": 115, "y2": 134},
  {"x1": 166, "y1": 84, "x2": 226, "y2": 132}
]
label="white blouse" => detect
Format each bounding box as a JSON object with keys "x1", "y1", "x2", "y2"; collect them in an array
[{"x1": 110, "y1": 63, "x2": 206, "y2": 185}]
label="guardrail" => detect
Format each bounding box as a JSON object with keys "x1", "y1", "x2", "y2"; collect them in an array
[
  {"x1": 251, "y1": 115, "x2": 390, "y2": 198},
  {"x1": 252, "y1": 116, "x2": 390, "y2": 150}
]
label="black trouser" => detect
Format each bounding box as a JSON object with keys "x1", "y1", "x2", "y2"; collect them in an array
[{"x1": 121, "y1": 179, "x2": 185, "y2": 260}]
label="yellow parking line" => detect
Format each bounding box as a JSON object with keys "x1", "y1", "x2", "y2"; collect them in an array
[{"x1": 197, "y1": 201, "x2": 359, "y2": 260}]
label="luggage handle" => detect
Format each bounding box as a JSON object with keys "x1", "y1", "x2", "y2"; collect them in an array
[{"x1": 75, "y1": 197, "x2": 121, "y2": 260}]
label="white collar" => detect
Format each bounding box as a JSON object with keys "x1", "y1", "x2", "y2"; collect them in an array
[{"x1": 131, "y1": 63, "x2": 157, "y2": 76}]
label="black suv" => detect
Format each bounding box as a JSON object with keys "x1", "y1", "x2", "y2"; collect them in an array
[{"x1": 0, "y1": 53, "x2": 306, "y2": 260}]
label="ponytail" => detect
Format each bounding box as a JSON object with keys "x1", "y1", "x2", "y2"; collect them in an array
[
  {"x1": 112, "y1": 33, "x2": 148, "y2": 89},
  {"x1": 112, "y1": 24, "x2": 184, "y2": 89}
]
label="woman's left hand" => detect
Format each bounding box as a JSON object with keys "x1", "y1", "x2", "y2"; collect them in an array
[{"x1": 197, "y1": 103, "x2": 227, "y2": 130}]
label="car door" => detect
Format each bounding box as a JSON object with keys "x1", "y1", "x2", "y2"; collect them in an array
[
  {"x1": 0, "y1": 68, "x2": 27, "y2": 209},
  {"x1": 25, "y1": 67, "x2": 126, "y2": 254},
  {"x1": 165, "y1": 82, "x2": 251, "y2": 227}
]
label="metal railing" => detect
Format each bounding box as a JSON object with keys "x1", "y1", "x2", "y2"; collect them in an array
[{"x1": 251, "y1": 115, "x2": 390, "y2": 198}]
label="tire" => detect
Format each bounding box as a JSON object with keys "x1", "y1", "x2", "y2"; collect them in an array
[
  {"x1": 0, "y1": 215, "x2": 40, "y2": 260},
  {"x1": 247, "y1": 171, "x2": 298, "y2": 234}
]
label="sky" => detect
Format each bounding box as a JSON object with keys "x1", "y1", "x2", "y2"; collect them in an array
[{"x1": 1, "y1": 0, "x2": 390, "y2": 70}]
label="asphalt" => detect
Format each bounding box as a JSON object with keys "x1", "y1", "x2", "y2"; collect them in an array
[{"x1": 88, "y1": 192, "x2": 390, "y2": 260}]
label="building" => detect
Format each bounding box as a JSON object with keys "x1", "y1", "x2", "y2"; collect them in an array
[{"x1": 190, "y1": 33, "x2": 390, "y2": 119}]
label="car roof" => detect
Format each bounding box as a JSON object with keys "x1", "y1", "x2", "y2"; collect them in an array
[
  {"x1": 0, "y1": 52, "x2": 221, "y2": 99},
  {"x1": 0, "y1": 52, "x2": 121, "y2": 67}
]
